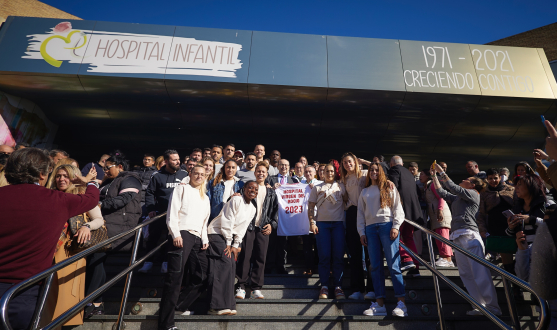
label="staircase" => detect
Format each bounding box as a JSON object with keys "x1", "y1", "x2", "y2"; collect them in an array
[{"x1": 74, "y1": 253, "x2": 541, "y2": 330}]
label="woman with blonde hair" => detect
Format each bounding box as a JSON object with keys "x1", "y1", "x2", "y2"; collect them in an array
[
  {"x1": 46, "y1": 160, "x2": 96, "y2": 189},
  {"x1": 159, "y1": 164, "x2": 211, "y2": 327},
  {"x1": 358, "y1": 162, "x2": 407, "y2": 317},
  {"x1": 45, "y1": 164, "x2": 106, "y2": 326},
  {"x1": 339, "y1": 152, "x2": 374, "y2": 300},
  {"x1": 155, "y1": 156, "x2": 166, "y2": 170}
]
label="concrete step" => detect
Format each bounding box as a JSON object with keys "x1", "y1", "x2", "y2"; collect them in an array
[
  {"x1": 76, "y1": 315, "x2": 539, "y2": 330},
  {"x1": 100, "y1": 297, "x2": 538, "y2": 317}
]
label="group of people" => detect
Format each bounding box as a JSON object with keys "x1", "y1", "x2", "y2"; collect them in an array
[{"x1": 1, "y1": 125, "x2": 557, "y2": 330}]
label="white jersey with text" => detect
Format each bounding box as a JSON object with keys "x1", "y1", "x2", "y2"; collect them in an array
[{"x1": 276, "y1": 183, "x2": 312, "y2": 236}]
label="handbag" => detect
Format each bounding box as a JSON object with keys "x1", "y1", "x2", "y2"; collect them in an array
[
  {"x1": 486, "y1": 235, "x2": 517, "y2": 254},
  {"x1": 68, "y1": 213, "x2": 111, "y2": 252}
]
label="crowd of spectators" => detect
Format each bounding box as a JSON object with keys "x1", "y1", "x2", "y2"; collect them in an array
[{"x1": 1, "y1": 123, "x2": 557, "y2": 329}]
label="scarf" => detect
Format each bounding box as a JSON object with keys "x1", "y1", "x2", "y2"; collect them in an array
[{"x1": 488, "y1": 182, "x2": 506, "y2": 192}]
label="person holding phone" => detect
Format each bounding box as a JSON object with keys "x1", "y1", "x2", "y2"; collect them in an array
[
  {"x1": 431, "y1": 163, "x2": 502, "y2": 316},
  {"x1": 505, "y1": 174, "x2": 551, "y2": 281},
  {"x1": 206, "y1": 181, "x2": 258, "y2": 315}
]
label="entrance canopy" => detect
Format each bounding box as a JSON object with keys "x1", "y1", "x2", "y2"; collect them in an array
[{"x1": 0, "y1": 16, "x2": 556, "y2": 168}]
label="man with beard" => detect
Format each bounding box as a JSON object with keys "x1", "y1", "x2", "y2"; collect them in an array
[{"x1": 139, "y1": 150, "x2": 188, "y2": 273}]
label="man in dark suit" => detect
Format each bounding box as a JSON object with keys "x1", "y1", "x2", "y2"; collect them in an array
[
  {"x1": 388, "y1": 155, "x2": 424, "y2": 277},
  {"x1": 265, "y1": 159, "x2": 299, "y2": 274}
]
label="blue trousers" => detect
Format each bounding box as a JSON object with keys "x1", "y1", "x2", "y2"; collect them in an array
[
  {"x1": 315, "y1": 221, "x2": 345, "y2": 287},
  {"x1": 365, "y1": 222, "x2": 405, "y2": 299}
]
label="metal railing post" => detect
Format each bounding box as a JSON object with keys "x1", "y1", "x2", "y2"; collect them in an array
[
  {"x1": 29, "y1": 273, "x2": 55, "y2": 330},
  {"x1": 115, "y1": 227, "x2": 143, "y2": 330},
  {"x1": 502, "y1": 277, "x2": 520, "y2": 330},
  {"x1": 427, "y1": 234, "x2": 446, "y2": 330}
]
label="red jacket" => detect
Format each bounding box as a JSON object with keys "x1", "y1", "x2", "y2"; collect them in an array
[{"x1": 0, "y1": 184, "x2": 99, "y2": 283}]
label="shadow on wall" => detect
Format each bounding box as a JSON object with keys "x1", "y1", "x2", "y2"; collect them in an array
[{"x1": 0, "y1": 91, "x2": 57, "y2": 148}]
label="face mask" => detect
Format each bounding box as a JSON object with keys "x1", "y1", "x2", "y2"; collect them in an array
[{"x1": 501, "y1": 175, "x2": 508, "y2": 182}]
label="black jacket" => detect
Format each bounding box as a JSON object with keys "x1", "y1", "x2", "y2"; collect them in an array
[
  {"x1": 507, "y1": 195, "x2": 548, "y2": 241},
  {"x1": 145, "y1": 167, "x2": 188, "y2": 215},
  {"x1": 388, "y1": 164, "x2": 424, "y2": 225},
  {"x1": 133, "y1": 165, "x2": 157, "y2": 203},
  {"x1": 99, "y1": 171, "x2": 142, "y2": 251},
  {"x1": 251, "y1": 186, "x2": 279, "y2": 231},
  {"x1": 265, "y1": 174, "x2": 299, "y2": 186}
]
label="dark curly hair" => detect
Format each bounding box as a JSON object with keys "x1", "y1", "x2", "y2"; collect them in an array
[
  {"x1": 106, "y1": 150, "x2": 130, "y2": 171},
  {"x1": 5, "y1": 148, "x2": 53, "y2": 184}
]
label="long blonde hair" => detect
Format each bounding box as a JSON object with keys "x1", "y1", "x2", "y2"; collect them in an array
[
  {"x1": 365, "y1": 162, "x2": 392, "y2": 209},
  {"x1": 189, "y1": 164, "x2": 207, "y2": 198},
  {"x1": 340, "y1": 152, "x2": 363, "y2": 183},
  {"x1": 47, "y1": 164, "x2": 85, "y2": 195},
  {"x1": 201, "y1": 156, "x2": 215, "y2": 179}
]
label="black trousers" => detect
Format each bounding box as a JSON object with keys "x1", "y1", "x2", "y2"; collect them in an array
[
  {"x1": 265, "y1": 229, "x2": 287, "y2": 272},
  {"x1": 158, "y1": 231, "x2": 207, "y2": 330},
  {"x1": 207, "y1": 234, "x2": 236, "y2": 310},
  {"x1": 85, "y1": 252, "x2": 108, "y2": 303},
  {"x1": 0, "y1": 283, "x2": 41, "y2": 330},
  {"x1": 236, "y1": 228, "x2": 270, "y2": 290},
  {"x1": 345, "y1": 206, "x2": 374, "y2": 293},
  {"x1": 142, "y1": 215, "x2": 169, "y2": 262},
  {"x1": 302, "y1": 233, "x2": 318, "y2": 270}
]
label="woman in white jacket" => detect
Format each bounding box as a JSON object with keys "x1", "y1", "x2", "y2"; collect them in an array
[
  {"x1": 206, "y1": 180, "x2": 259, "y2": 316},
  {"x1": 358, "y1": 162, "x2": 407, "y2": 317},
  {"x1": 158, "y1": 164, "x2": 210, "y2": 330}
]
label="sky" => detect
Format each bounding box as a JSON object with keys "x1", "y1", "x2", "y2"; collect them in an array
[{"x1": 40, "y1": 0, "x2": 557, "y2": 45}]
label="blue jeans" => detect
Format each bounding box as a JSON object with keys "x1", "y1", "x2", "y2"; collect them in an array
[
  {"x1": 315, "y1": 221, "x2": 345, "y2": 287},
  {"x1": 365, "y1": 222, "x2": 405, "y2": 298}
]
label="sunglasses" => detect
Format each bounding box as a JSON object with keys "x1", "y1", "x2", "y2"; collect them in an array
[{"x1": 103, "y1": 164, "x2": 116, "y2": 172}]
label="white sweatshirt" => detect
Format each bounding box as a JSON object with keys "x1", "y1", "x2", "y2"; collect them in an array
[
  {"x1": 166, "y1": 184, "x2": 211, "y2": 244},
  {"x1": 357, "y1": 185, "x2": 405, "y2": 237},
  {"x1": 207, "y1": 195, "x2": 256, "y2": 248}
]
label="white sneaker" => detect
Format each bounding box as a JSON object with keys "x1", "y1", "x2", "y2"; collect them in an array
[
  {"x1": 160, "y1": 262, "x2": 168, "y2": 273},
  {"x1": 235, "y1": 288, "x2": 246, "y2": 299},
  {"x1": 363, "y1": 302, "x2": 387, "y2": 316},
  {"x1": 364, "y1": 292, "x2": 376, "y2": 300},
  {"x1": 228, "y1": 310, "x2": 237, "y2": 315},
  {"x1": 435, "y1": 259, "x2": 453, "y2": 267},
  {"x1": 208, "y1": 309, "x2": 231, "y2": 315},
  {"x1": 181, "y1": 310, "x2": 194, "y2": 315},
  {"x1": 251, "y1": 290, "x2": 264, "y2": 299},
  {"x1": 392, "y1": 301, "x2": 408, "y2": 317},
  {"x1": 348, "y1": 292, "x2": 364, "y2": 300},
  {"x1": 138, "y1": 262, "x2": 153, "y2": 273}
]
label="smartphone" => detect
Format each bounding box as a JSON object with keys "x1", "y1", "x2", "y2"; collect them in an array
[
  {"x1": 502, "y1": 209, "x2": 515, "y2": 218},
  {"x1": 542, "y1": 115, "x2": 546, "y2": 127},
  {"x1": 520, "y1": 218, "x2": 525, "y2": 232}
]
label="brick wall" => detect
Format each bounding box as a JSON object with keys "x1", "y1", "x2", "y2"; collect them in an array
[
  {"x1": 0, "y1": 0, "x2": 80, "y2": 24},
  {"x1": 487, "y1": 22, "x2": 557, "y2": 62}
]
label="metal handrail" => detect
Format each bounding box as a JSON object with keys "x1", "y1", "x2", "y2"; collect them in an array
[
  {"x1": 400, "y1": 218, "x2": 549, "y2": 330},
  {"x1": 0, "y1": 212, "x2": 168, "y2": 330}
]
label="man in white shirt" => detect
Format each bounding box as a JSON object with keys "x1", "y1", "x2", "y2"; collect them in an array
[{"x1": 268, "y1": 150, "x2": 281, "y2": 176}]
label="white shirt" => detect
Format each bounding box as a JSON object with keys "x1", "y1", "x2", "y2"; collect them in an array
[
  {"x1": 222, "y1": 179, "x2": 237, "y2": 203},
  {"x1": 166, "y1": 184, "x2": 211, "y2": 244},
  {"x1": 208, "y1": 196, "x2": 256, "y2": 247},
  {"x1": 276, "y1": 183, "x2": 312, "y2": 236},
  {"x1": 357, "y1": 185, "x2": 405, "y2": 237}
]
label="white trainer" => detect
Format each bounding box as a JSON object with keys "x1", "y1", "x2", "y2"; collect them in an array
[
  {"x1": 392, "y1": 300, "x2": 408, "y2": 317},
  {"x1": 181, "y1": 310, "x2": 194, "y2": 315},
  {"x1": 435, "y1": 258, "x2": 452, "y2": 267},
  {"x1": 160, "y1": 262, "x2": 168, "y2": 273},
  {"x1": 251, "y1": 290, "x2": 264, "y2": 299},
  {"x1": 364, "y1": 292, "x2": 376, "y2": 300},
  {"x1": 348, "y1": 292, "x2": 364, "y2": 300},
  {"x1": 363, "y1": 302, "x2": 387, "y2": 316},
  {"x1": 208, "y1": 309, "x2": 231, "y2": 315},
  {"x1": 138, "y1": 262, "x2": 153, "y2": 273},
  {"x1": 235, "y1": 288, "x2": 246, "y2": 299}
]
